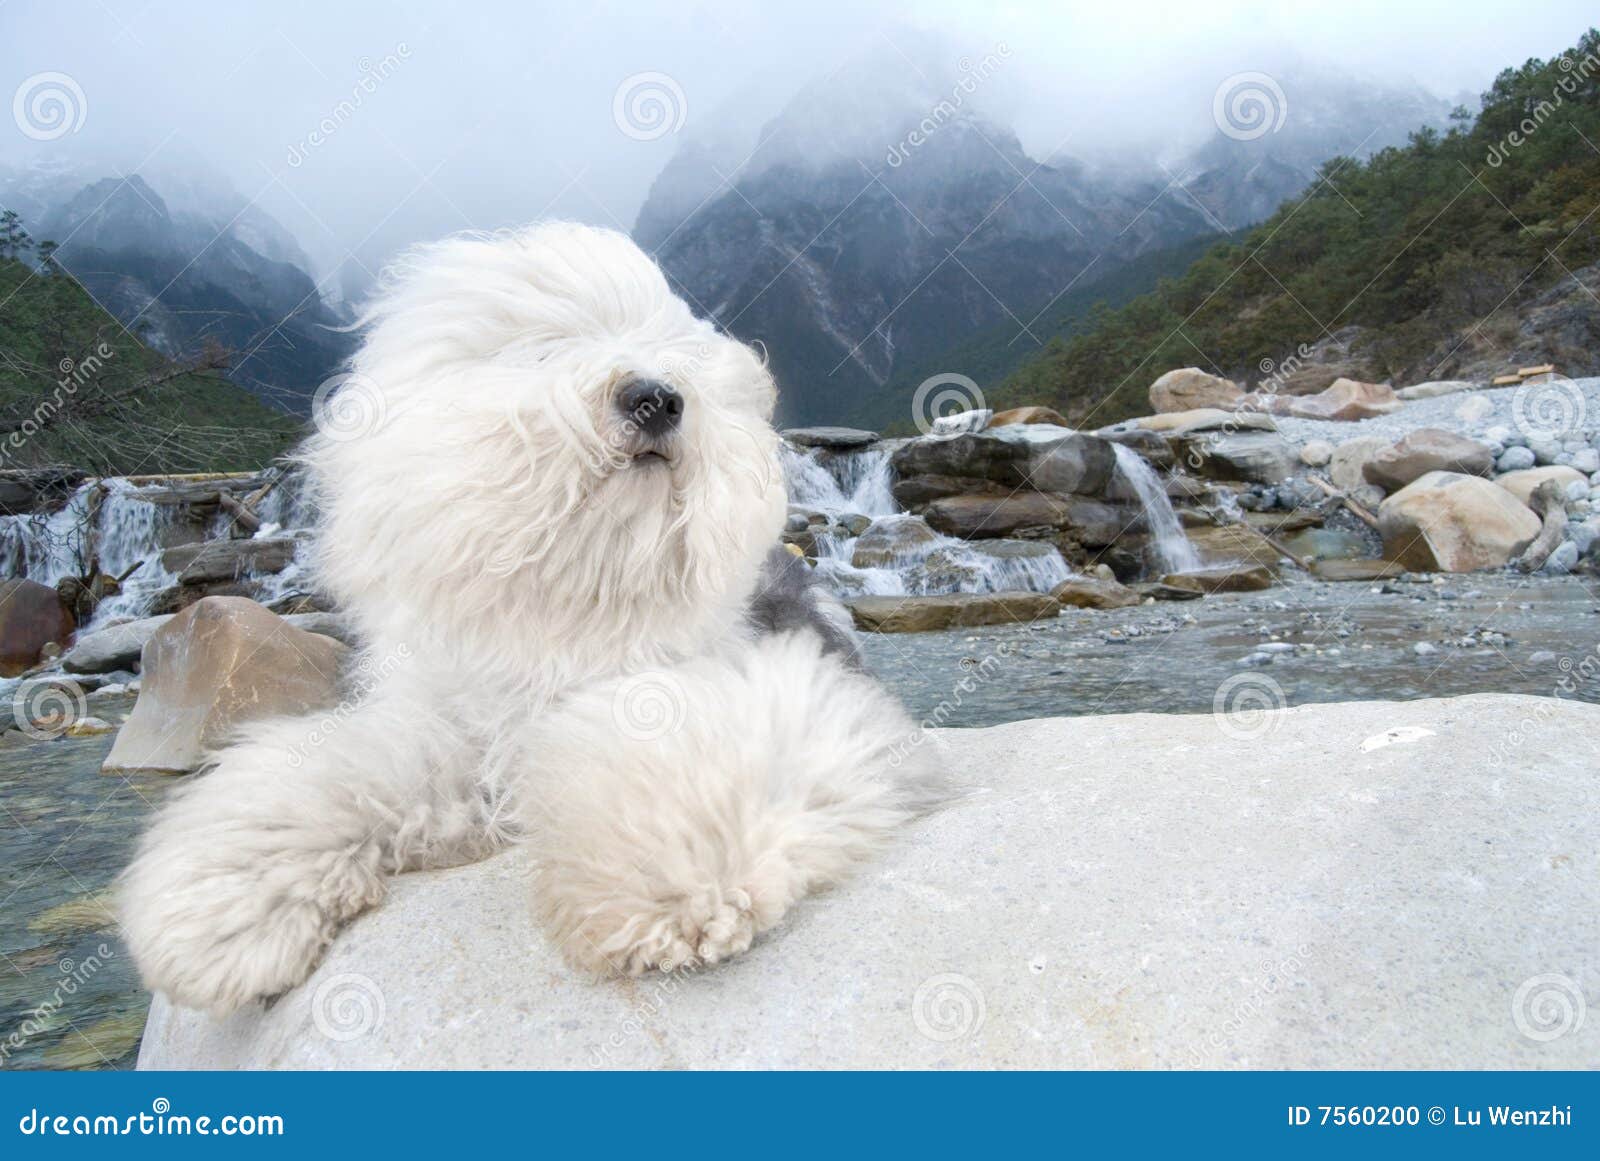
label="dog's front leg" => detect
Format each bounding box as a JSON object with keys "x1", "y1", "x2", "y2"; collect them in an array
[{"x1": 119, "y1": 696, "x2": 499, "y2": 1015}]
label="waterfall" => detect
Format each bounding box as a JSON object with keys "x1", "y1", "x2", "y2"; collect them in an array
[
  {"x1": 1110, "y1": 444, "x2": 1202, "y2": 575},
  {"x1": 780, "y1": 443, "x2": 895, "y2": 517},
  {"x1": 809, "y1": 514, "x2": 1073, "y2": 598}
]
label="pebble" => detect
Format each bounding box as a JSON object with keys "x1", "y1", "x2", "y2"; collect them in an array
[
  {"x1": 1527, "y1": 650, "x2": 1557, "y2": 665},
  {"x1": 1497, "y1": 446, "x2": 1537, "y2": 472},
  {"x1": 1413, "y1": 642, "x2": 1438, "y2": 657}
]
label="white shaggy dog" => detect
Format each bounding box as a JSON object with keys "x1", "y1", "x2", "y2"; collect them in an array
[{"x1": 119, "y1": 223, "x2": 944, "y2": 1013}]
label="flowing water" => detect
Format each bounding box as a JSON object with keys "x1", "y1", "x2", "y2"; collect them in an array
[{"x1": 1110, "y1": 444, "x2": 1202, "y2": 575}]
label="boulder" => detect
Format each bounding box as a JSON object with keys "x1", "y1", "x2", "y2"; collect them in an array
[
  {"x1": 1095, "y1": 427, "x2": 1175, "y2": 470},
  {"x1": 1174, "y1": 431, "x2": 1298, "y2": 484},
  {"x1": 1050, "y1": 577, "x2": 1142, "y2": 610},
  {"x1": 161, "y1": 537, "x2": 297, "y2": 584},
  {"x1": 891, "y1": 430, "x2": 1116, "y2": 497},
  {"x1": 1328, "y1": 436, "x2": 1392, "y2": 492},
  {"x1": 846, "y1": 592, "x2": 1058, "y2": 633},
  {"x1": 1494, "y1": 466, "x2": 1588, "y2": 507},
  {"x1": 102, "y1": 597, "x2": 346, "y2": 775},
  {"x1": 0, "y1": 578, "x2": 75, "y2": 677},
  {"x1": 1395, "y1": 380, "x2": 1478, "y2": 400},
  {"x1": 1362, "y1": 428, "x2": 1495, "y2": 492},
  {"x1": 138, "y1": 694, "x2": 1600, "y2": 1069},
  {"x1": 0, "y1": 467, "x2": 87, "y2": 515},
  {"x1": 1299, "y1": 440, "x2": 1334, "y2": 468},
  {"x1": 1183, "y1": 525, "x2": 1283, "y2": 570},
  {"x1": 851, "y1": 516, "x2": 941, "y2": 569},
  {"x1": 890, "y1": 474, "x2": 1010, "y2": 511},
  {"x1": 61, "y1": 614, "x2": 175, "y2": 674},
  {"x1": 1158, "y1": 565, "x2": 1274, "y2": 594},
  {"x1": 1285, "y1": 378, "x2": 1401, "y2": 422},
  {"x1": 929, "y1": 409, "x2": 992, "y2": 437},
  {"x1": 1148, "y1": 367, "x2": 1241, "y2": 413},
  {"x1": 987, "y1": 406, "x2": 1070, "y2": 428},
  {"x1": 1378, "y1": 471, "x2": 1541, "y2": 573},
  {"x1": 1132, "y1": 409, "x2": 1276, "y2": 434},
  {"x1": 922, "y1": 493, "x2": 1130, "y2": 544},
  {"x1": 1131, "y1": 581, "x2": 1205, "y2": 601},
  {"x1": 781, "y1": 427, "x2": 879, "y2": 450},
  {"x1": 1310, "y1": 558, "x2": 1407, "y2": 582}
]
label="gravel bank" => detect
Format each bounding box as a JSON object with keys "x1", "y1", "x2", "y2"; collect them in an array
[{"x1": 1269, "y1": 377, "x2": 1600, "y2": 448}]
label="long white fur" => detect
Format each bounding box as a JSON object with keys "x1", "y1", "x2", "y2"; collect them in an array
[{"x1": 118, "y1": 222, "x2": 943, "y2": 1014}]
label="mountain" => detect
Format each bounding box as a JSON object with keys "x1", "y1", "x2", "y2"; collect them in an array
[
  {"x1": 636, "y1": 41, "x2": 1456, "y2": 426},
  {"x1": 0, "y1": 158, "x2": 352, "y2": 413},
  {"x1": 1163, "y1": 64, "x2": 1455, "y2": 231},
  {"x1": 0, "y1": 253, "x2": 302, "y2": 475},
  {"x1": 991, "y1": 29, "x2": 1600, "y2": 425}
]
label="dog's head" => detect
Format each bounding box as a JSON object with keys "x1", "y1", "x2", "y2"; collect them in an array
[{"x1": 305, "y1": 223, "x2": 786, "y2": 668}]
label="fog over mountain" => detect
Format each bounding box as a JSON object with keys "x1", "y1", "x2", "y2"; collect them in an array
[{"x1": 1, "y1": 0, "x2": 1593, "y2": 413}]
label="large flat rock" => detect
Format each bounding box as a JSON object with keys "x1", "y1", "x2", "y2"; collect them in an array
[{"x1": 139, "y1": 694, "x2": 1598, "y2": 1069}]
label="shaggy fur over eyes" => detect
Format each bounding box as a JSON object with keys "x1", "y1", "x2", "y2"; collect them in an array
[{"x1": 118, "y1": 222, "x2": 945, "y2": 1014}]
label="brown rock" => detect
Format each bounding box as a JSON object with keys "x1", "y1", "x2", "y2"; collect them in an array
[
  {"x1": 1493, "y1": 466, "x2": 1587, "y2": 507},
  {"x1": 1362, "y1": 428, "x2": 1494, "y2": 491},
  {"x1": 1158, "y1": 566, "x2": 1274, "y2": 594},
  {"x1": 1133, "y1": 409, "x2": 1277, "y2": 434},
  {"x1": 1310, "y1": 559, "x2": 1407, "y2": 582},
  {"x1": 845, "y1": 592, "x2": 1059, "y2": 633},
  {"x1": 102, "y1": 596, "x2": 346, "y2": 775},
  {"x1": 850, "y1": 516, "x2": 940, "y2": 568},
  {"x1": 890, "y1": 474, "x2": 1011, "y2": 511},
  {"x1": 922, "y1": 493, "x2": 1133, "y2": 543},
  {"x1": 0, "y1": 578, "x2": 75, "y2": 677},
  {"x1": 1328, "y1": 437, "x2": 1392, "y2": 492},
  {"x1": 1051, "y1": 577, "x2": 1142, "y2": 609},
  {"x1": 1148, "y1": 368, "x2": 1242, "y2": 413},
  {"x1": 1285, "y1": 378, "x2": 1401, "y2": 422},
  {"x1": 988, "y1": 406, "x2": 1071, "y2": 428},
  {"x1": 1377, "y1": 471, "x2": 1541, "y2": 573},
  {"x1": 1183, "y1": 525, "x2": 1283, "y2": 570}
]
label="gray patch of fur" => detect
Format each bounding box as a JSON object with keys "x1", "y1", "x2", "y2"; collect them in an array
[{"x1": 747, "y1": 546, "x2": 862, "y2": 667}]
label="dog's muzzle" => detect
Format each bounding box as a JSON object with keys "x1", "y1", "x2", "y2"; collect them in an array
[{"x1": 617, "y1": 379, "x2": 684, "y2": 440}]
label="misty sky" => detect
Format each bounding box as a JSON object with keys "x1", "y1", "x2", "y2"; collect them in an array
[{"x1": 3, "y1": 0, "x2": 1595, "y2": 298}]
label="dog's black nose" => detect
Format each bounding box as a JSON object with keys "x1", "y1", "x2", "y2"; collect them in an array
[{"x1": 617, "y1": 379, "x2": 684, "y2": 438}]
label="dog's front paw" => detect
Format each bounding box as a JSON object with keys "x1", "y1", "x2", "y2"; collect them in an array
[
  {"x1": 545, "y1": 884, "x2": 760, "y2": 976},
  {"x1": 120, "y1": 826, "x2": 383, "y2": 1014}
]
